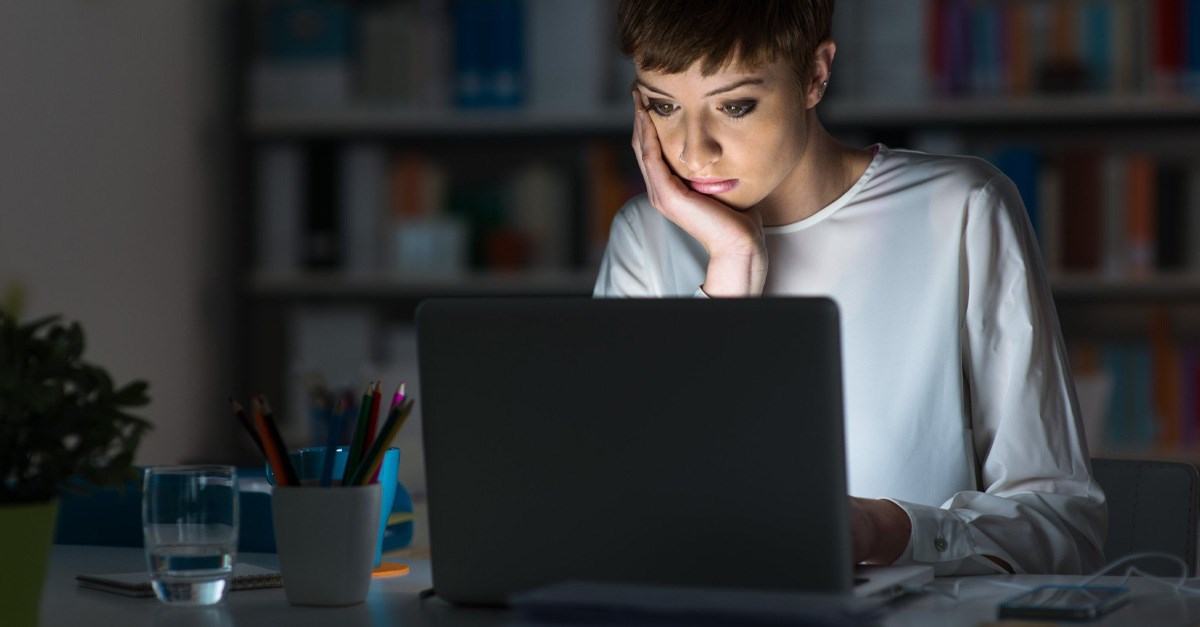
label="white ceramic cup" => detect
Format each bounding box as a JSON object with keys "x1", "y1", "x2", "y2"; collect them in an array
[{"x1": 270, "y1": 483, "x2": 381, "y2": 606}]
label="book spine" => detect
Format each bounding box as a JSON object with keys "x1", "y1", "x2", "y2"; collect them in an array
[
  {"x1": 1101, "y1": 152, "x2": 1126, "y2": 278},
  {"x1": 1154, "y1": 0, "x2": 1186, "y2": 93},
  {"x1": 339, "y1": 143, "x2": 388, "y2": 274},
  {"x1": 1125, "y1": 154, "x2": 1157, "y2": 278},
  {"x1": 1059, "y1": 151, "x2": 1103, "y2": 271},
  {"x1": 1155, "y1": 161, "x2": 1188, "y2": 271},
  {"x1": 255, "y1": 144, "x2": 303, "y2": 273},
  {"x1": 303, "y1": 143, "x2": 341, "y2": 270}
]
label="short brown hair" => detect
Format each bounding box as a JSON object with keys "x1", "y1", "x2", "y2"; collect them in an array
[{"x1": 618, "y1": 0, "x2": 835, "y2": 86}]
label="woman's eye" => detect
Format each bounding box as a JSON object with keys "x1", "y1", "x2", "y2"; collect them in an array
[
  {"x1": 646, "y1": 102, "x2": 678, "y2": 117},
  {"x1": 721, "y1": 102, "x2": 756, "y2": 118}
]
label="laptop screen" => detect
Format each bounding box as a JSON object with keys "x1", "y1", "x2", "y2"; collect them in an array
[{"x1": 417, "y1": 297, "x2": 852, "y2": 606}]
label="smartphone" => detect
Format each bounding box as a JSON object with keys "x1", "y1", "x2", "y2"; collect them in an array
[{"x1": 997, "y1": 584, "x2": 1131, "y2": 620}]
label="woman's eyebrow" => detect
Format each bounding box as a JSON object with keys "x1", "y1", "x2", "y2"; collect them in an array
[
  {"x1": 634, "y1": 76, "x2": 766, "y2": 99},
  {"x1": 634, "y1": 79, "x2": 674, "y2": 98},
  {"x1": 703, "y1": 77, "x2": 765, "y2": 97}
]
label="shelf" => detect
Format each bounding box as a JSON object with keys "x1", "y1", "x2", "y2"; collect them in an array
[
  {"x1": 247, "y1": 270, "x2": 597, "y2": 301},
  {"x1": 1048, "y1": 274, "x2": 1200, "y2": 302},
  {"x1": 1096, "y1": 447, "x2": 1200, "y2": 467},
  {"x1": 245, "y1": 271, "x2": 1200, "y2": 302},
  {"x1": 248, "y1": 106, "x2": 633, "y2": 138},
  {"x1": 246, "y1": 96, "x2": 1200, "y2": 138},
  {"x1": 823, "y1": 95, "x2": 1200, "y2": 128}
]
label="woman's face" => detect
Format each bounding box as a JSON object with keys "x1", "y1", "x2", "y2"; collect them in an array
[{"x1": 634, "y1": 57, "x2": 815, "y2": 212}]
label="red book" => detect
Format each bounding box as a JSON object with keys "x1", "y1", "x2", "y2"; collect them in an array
[
  {"x1": 926, "y1": 0, "x2": 947, "y2": 95},
  {"x1": 1155, "y1": 0, "x2": 1186, "y2": 91}
]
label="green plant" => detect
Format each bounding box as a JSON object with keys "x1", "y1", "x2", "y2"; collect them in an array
[{"x1": 0, "y1": 311, "x2": 151, "y2": 503}]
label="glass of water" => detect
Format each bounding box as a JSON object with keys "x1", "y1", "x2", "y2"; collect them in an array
[{"x1": 142, "y1": 465, "x2": 239, "y2": 605}]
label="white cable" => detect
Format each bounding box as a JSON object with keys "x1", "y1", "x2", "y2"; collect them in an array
[
  {"x1": 1080, "y1": 552, "x2": 1200, "y2": 596},
  {"x1": 1082, "y1": 552, "x2": 1188, "y2": 587},
  {"x1": 912, "y1": 551, "x2": 1199, "y2": 602}
]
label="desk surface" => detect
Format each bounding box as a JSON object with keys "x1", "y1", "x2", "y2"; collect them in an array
[{"x1": 39, "y1": 544, "x2": 1200, "y2": 626}]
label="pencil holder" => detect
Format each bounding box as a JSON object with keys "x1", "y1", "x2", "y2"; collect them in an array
[
  {"x1": 271, "y1": 483, "x2": 381, "y2": 606},
  {"x1": 266, "y1": 445, "x2": 400, "y2": 568}
]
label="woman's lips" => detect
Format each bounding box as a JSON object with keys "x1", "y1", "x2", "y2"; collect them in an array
[{"x1": 686, "y1": 178, "x2": 739, "y2": 195}]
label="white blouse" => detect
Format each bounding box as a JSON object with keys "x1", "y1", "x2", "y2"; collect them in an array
[{"x1": 593, "y1": 145, "x2": 1106, "y2": 575}]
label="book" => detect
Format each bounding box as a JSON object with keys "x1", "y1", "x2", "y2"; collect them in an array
[
  {"x1": 253, "y1": 0, "x2": 356, "y2": 110},
  {"x1": 525, "y1": 0, "x2": 610, "y2": 111},
  {"x1": 303, "y1": 143, "x2": 341, "y2": 270},
  {"x1": 339, "y1": 143, "x2": 388, "y2": 274},
  {"x1": 1125, "y1": 154, "x2": 1157, "y2": 278},
  {"x1": 1101, "y1": 152, "x2": 1127, "y2": 277},
  {"x1": 255, "y1": 144, "x2": 303, "y2": 273},
  {"x1": 1058, "y1": 150, "x2": 1103, "y2": 271},
  {"x1": 1154, "y1": 161, "x2": 1187, "y2": 271},
  {"x1": 76, "y1": 563, "x2": 281, "y2": 598}
]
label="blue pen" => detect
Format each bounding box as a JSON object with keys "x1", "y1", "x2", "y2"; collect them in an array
[{"x1": 320, "y1": 396, "x2": 345, "y2": 487}]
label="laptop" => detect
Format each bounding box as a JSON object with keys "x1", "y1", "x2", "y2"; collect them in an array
[{"x1": 416, "y1": 297, "x2": 931, "y2": 606}]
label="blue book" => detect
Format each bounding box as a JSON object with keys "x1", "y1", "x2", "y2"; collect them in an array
[
  {"x1": 453, "y1": 0, "x2": 488, "y2": 107},
  {"x1": 1103, "y1": 344, "x2": 1130, "y2": 448},
  {"x1": 970, "y1": 3, "x2": 991, "y2": 95},
  {"x1": 1186, "y1": 0, "x2": 1200, "y2": 92},
  {"x1": 1082, "y1": 0, "x2": 1112, "y2": 93},
  {"x1": 990, "y1": 147, "x2": 1041, "y2": 240},
  {"x1": 264, "y1": 0, "x2": 356, "y2": 61},
  {"x1": 487, "y1": 0, "x2": 524, "y2": 108}
]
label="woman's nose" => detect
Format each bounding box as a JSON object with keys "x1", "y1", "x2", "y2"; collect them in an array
[{"x1": 677, "y1": 117, "x2": 721, "y2": 173}]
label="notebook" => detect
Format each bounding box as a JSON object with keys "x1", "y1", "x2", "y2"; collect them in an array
[
  {"x1": 416, "y1": 297, "x2": 931, "y2": 606},
  {"x1": 76, "y1": 563, "x2": 282, "y2": 597}
]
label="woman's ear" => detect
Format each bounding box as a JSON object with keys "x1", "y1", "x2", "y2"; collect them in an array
[{"x1": 806, "y1": 40, "x2": 837, "y2": 108}]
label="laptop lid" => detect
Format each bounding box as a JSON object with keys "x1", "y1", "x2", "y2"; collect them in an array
[{"x1": 417, "y1": 297, "x2": 853, "y2": 606}]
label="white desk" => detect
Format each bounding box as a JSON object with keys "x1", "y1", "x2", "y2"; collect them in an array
[{"x1": 39, "y1": 544, "x2": 1200, "y2": 626}]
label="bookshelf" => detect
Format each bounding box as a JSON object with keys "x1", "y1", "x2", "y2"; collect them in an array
[
  {"x1": 234, "y1": 0, "x2": 1200, "y2": 465},
  {"x1": 234, "y1": 0, "x2": 631, "y2": 464},
  {"x1": 823, "y1": 0, "x2": 1200, "y2": 463},
  {"x1": 248, "y1": 106, "x2": 633, "y2": 137}
]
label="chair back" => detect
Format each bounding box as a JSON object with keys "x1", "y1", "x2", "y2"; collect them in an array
[{"x1": 1092, "y1": 458, "x2": 1199, "y2": 576}]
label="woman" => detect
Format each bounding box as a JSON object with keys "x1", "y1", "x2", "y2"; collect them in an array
[{"x1": 594, "y1": 0, "x2": 1106, "y2": 575}]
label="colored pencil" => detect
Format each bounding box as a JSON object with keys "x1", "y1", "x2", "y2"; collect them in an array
[
  {"x1": 348, "y1": 397, "x2": 414, "y2": 486},
  {"x1": 229, "y1": 398, "x2": 266, "y2": 458},
  {"x1": 366, "y1": 381, "x2": 399, "y2": 484},
  {"x1": 254, "y1": 395, "x2": 298, "y2": 486},
  {"x1": 320, "y1": 396, "x2": 346, "y2": 487},
  {"x1": 343, "y1": 382, "x2": 375, "y2": 486},
  {"x1": 388, "y1": 382, "x2": 406, "y2": 413},
  {"x1": 363, "y1": 380, "x2": 383, "y2": 454}
]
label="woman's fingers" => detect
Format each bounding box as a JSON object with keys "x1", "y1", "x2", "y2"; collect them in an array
[{"x1": 634, "y1": 109, "x2": 690, "y2": 212}]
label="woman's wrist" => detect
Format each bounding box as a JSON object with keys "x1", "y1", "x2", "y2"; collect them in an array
[
  {"x1": 863, "y1": 499, "x2": 911, "y2": 565},
  {"x1": 702, "y1": 250, "x2": 768, "y2": 297}
]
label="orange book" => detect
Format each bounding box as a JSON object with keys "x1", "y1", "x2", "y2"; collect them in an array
[
  {"x1": 1007, "y1": 3, "x2": 1030, "y2": 96},
  {"x1": 1150, "y1": 308, "x2": 1182, "y2": 447},
  {"x1": 1050, "y1": 0, "x2": 1077, "y2": 64},
  {"x1": 587, "y1": 141, "x2": 627, "y2": 264},
  {"x1": 390, "y1": 153, "x2": 426, "y2": 220},
  {"x1": 1125, "y1": 155, "x2": 1157, "y2": 278}
]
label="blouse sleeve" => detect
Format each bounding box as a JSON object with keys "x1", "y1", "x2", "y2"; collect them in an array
[
  {"x1": 890, "y1": 172, "x2": 1107, "y2": 575},
  {"x1": 594, "y1": 204, "x2": 651, "y2": 298},
  {"x1": 593, "y1": 197, "x2": 709, "y2": 299}
]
